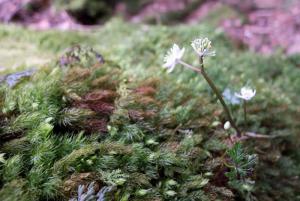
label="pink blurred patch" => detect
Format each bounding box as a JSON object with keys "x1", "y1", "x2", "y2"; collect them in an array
[
  {"x1": 130, "y1": 0, "x2": 190, "y2": 23},
  {"x1": 222, "y1": 1, "x2": 300, "y2": 55},
  {"x1": 0, "y1": 0, "x2": 83, "y2": 30}
]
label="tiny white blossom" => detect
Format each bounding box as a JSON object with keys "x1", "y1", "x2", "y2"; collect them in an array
[
  {"x1": 191, "y1": 38, "x2": 216, "y2": 57},
  {"x1": 224, "y1": 121, "x2": 231, "y2": 130},
  {"x1": 163, "y1": 44, "x2": 185, "y2": 73},
  {"x1": 235, "y1": 87, "x2": 256, "y2": 101}
]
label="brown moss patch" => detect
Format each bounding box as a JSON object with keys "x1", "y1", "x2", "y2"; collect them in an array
[
  {"x1": 64, "y1": 67, "x2": 91, "y2": 83},
  {"x1": 128, "y1": 109, "x2": 156, "y2": 122},
  {"x1": 84, "y1": 90, "x2": 118, "y2": 103},
  {"x1": 62, "y1": 172, "x2": 102, "y2": 198},
  {"x1": 134, "y1": 86, "x2": 156, "y2": 96},
  {"x1": 84, "y1": 119, "x2": 109, "y2": 133}
]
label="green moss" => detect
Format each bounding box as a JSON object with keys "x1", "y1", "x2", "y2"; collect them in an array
[{"x1": 0, "y1": 19, "x2": 299, "y2": 201}]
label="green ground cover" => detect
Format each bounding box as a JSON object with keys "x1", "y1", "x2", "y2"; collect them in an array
[{"x1": 0, "y1": 19, "x2": 299, "y2": 201}]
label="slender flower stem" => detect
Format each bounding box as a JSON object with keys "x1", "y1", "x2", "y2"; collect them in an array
[
  {"x1": 243, "y1": 100, "x2": 247, "y2": 125},
  {"x1": 178, "y1": 60, "x2": 201, "y2": 72},
  {"x1": 178, "y1": 58, "x2": 241, "y2": 136},
  {"x1": 200, "y1": 66, "x2": 241, "y2": 136}
]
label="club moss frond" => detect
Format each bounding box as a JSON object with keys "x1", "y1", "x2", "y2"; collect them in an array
[
  {"x1": 57, "y1": 107, "x2": 95, "y2": 127},
  {"x1": 0, "y1": 137, "x2": 30, "y2": 155},
  {"x1": 0, "y1": 179, "x2": 31, "y2": 201},
  {"x1": 1, "y1": 155, "x2": 23, "y2": 183},
  {"x1": 53, "y1": 142, "x2": 132, "y2": 175}
]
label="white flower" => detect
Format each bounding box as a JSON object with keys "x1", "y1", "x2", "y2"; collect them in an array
[
  {"x1": 235, "y1": 87, "x2": 256, "y2": 101},
  {"x1": 191, "y1": 38, "x2": 216, "y2": 57},
  {"x1": 163, "y1": 44, "x2": 185, "y2": 73},
  {"x1": 224, "y1": 121, "x2": 231, "y2": 130}
]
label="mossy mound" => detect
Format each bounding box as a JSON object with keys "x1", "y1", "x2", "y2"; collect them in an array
[{"x1": 0, "y1": 19, "x2": 300, "y2": 201}]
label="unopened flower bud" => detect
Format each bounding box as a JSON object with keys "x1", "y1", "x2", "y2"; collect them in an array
[{"x1": 224, "y1": 121, "x2": 231, "y2": 130}]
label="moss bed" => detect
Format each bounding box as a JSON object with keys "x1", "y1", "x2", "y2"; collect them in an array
[{"x1": 0, "y1": 19, "x2": 299, "y2": 201}]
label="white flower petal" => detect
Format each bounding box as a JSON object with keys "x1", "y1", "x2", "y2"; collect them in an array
[
  {"x1": 234, "y1": 93, "x2": 243, "y2": 99},
  {"x1": 163, "y1": 44, "x2": 185, "y2": 73},
  {"x1": 235, "y1": 87, "x2": 256, "y2": 101},
  {"x1": 179, "y1": 48, "x2": 185, "y2": 58},
  {"x1": 163, "y1": 59, "x2": 174, "y2": 68},
  {"x1": 167, "y1": 63, "x2": 176, "y2": 73}
]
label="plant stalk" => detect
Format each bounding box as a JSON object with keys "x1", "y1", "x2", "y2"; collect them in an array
[
  {"x1": 243, "y1": 100, "x2": 247, "y2": 125},
  {"x1": 178, "y1": 60, "x2": 201, "y2": 72},
  {"x1": 199, "y1": 57, "x2": 241, "y2": 136},
  {"x1": 178, "y1": 58, "x2": 241, "y2": 136},
  {"x1": 200, "y1": 67, "x2": 241, "y2": 136}
]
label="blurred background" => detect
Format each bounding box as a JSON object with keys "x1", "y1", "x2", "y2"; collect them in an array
[{"x1": 0, "y1": 0, "x2": 299, "y2": 55}]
